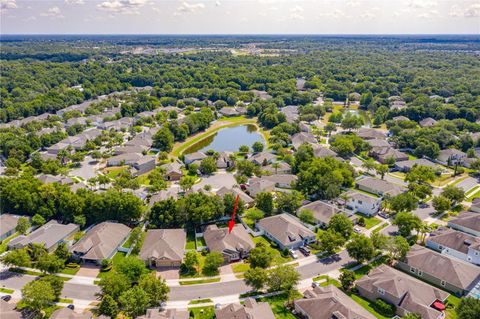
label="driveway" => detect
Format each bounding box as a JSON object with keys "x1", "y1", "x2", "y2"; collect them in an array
[
  {"x1": 76, "y1": 265, "x2": 100, "y2": 278},
  {"x1": 156, "y1": 268, "x2": 180, "y2": 280},
  {"x1": 454, "y1": 177, "x2": 479, "y2": 193},
  {"x1": 70, "y1": 156, "x2": 100, "y2": 180},
  {"x1": 412, "y1": 204, "x2": 435, "y2": 220},
  {"x1": 380, "y1": 224, "x2": 399, "y2": 236}
]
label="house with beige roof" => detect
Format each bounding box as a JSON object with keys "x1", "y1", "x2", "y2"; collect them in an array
[
  {"x1": 138, "y1": 308, "x2": 188, "y2": 319},
  {"x1": 356, "y1": 264, "x2": 449, "y2": 319},
  {"x1": 49, "y1": 308, "x2": 93, "y2": 319},
  {"x1": 448, "y1": 212, "x2": 480, "y2": 237},
  {"x1": 298, "y1": 200, "x2": 340, "y2": 227},
  {"x1": 1, "y1": 300, "x2": 23, "y2": 319},
  {"x1": 203, "y1": 224, "x2": 254, "y2": 263},
  {"x1": 426, "y1": 228, "x2": 480, "y2": 266},
  {"x1": 214, "y1": 298, "x2": 275, "y2": 319},
  {"x1": 8, "y1": 220, "x2": 79, "y2": 252},
  {"x1": 355, "y1": 177, "x2": 406, "y2": 197},
  {"x1": 70, "y1": 222, "x2": 131, "y2": 265},
  {"x1": 139, "y1": 229, "x2": 186, "y2": 268},
  {"x1": 397, "y1": 245, "x2": 480, "y2": 296},
  {"x1": 0, "y1": 214, "x2": 26, "y2": 241},
  {"x1": 256, "y1": 213, "x2": 316, "y2": 250},
  {"x1": 294, "y1": 285, "x2": 376, "y2": 319}
]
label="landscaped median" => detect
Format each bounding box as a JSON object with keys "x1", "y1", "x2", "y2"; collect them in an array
[{"x1": 178, "y1": 277, "x2": 221, "y2": 286}]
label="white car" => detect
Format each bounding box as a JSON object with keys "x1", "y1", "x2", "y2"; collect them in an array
[
  {"x1": 354, "y1": 227, "x2": 362, "y2": 233},
  {"x1": 289, "y1": 249, "x2": 298, "y2": 259}
]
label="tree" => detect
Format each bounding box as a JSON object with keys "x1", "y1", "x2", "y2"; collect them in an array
[
  {"x1": 249, "y1": 243, "x2": 274, "y2": 268},
  {"x1": 39, "y1": 275, "x2": 64, "y2": 300},
  {"x1": 362, "y1": 158, "x2": 376, "y2": 173},
  {"x1": 339, "y1": 269, "x2": 356, "y2": 290},
  {"x1": 98, "y1": 294, "x2": 119, "y2": 318},
  {"x1": 341, "y1": 113, "x2": 363, "y2": 131},
  {"x1": 346, "y1": 234, "x2": 375, "y2": 263},
  {"x1": 402, "y1": 314, "x2": 422, "y2": 319},
  {"x1": 318, "y1": 229, "x2": 346, "y2": 255},
  {"x1": 203, "y1": 252, "x2": 224, "y2": 276},
  {"x1": 389, "y1": 192, "x2": 418, "y2": 213},
  {"x1": 179, "y1": 175, "x2": 196, "y2": 192},
  {"x1": 1, "y1": 248, "x2": 31, "y2": 267},
  {"x1": 405, "y1": 165, "x2": 436, "y2": 184},
  {"x1": 298, "y1": 209, "x2": 315, "y2": 224},
  {"x1": 119, "y1": 286, "x2": 150, "y2": 318},
  {"x1": 456, "y1": 297, "x2": 480, "y2": 319},
  {"x1": 199, "y1": 157, "x2": 217, "y2": 175},
  {"x1": 153, "y1": 127, "x2": 174, "y2": 152},
  {"x1": 255, "y1": 192, "x2": 274, "y2": 215},
  {"x1": 267, "y1": 264, "x2": 300, "y2": 292},
  {"x1": 375, "y1": 164, "x2": 389, "y2": 180},
  {"x1": 138, "y1": 273, "x2": 169, "y2": 307},
  {"x1": 183, "y1": 251, "x2": 199, "y2": 273},
  {"x1": 393, "y1": 212, "x2": 422, "y2": 237},
  {"x1": 275, "y1": 191, "x2": 302, "y2": 214},
  {"x1": 245, "y1": 208, "x2": 264, "y2": 222},
  {"x1": 409, "y1": 183, "x2": 432, "y2": 201},
  {"x1": 432, "y1": 195, "x2": 452, "y2": 214},
  {"x1": 116, "y1": 256, "x2": 149, "y2": 284},
  {"x1": 31, "y1": 214, "x2": 46, "y2": 226},
  {"x1": 21, "y1": 280, "x2": 55, "y2": 313},
  {"x1": 244, "y1": 267, "x2": 268, "y2": 291},
  {"x1": 441, "y1": 185, "x2": 465, "y2": 205},
  {"x1": 150, "y1": 198, "x2": 178, "y2": 228},
  {"x1": 54, "y1": 242, "x2": 70, "y2": 261},
  {"x1": 37, "y1": 254, "x2": 64, "y2": 274},
  {"x1": 15, "y1": 217, "x2": 31, "y2": 235},
  {"x1": 98, "y1": 272, "x2": 131, "y2": 299},
  {"x1": 239, "y1": 145, "x2": 249, "y2": 154},
  {"x1": 252, "y1": 141, "x2": 264, "y2": 153},
  {"x1": 328, "y1": 213, "x2": 354, "y2": 239},
  {"x1": 324, "y1": 122, "x2": 337, "y2": 136}
]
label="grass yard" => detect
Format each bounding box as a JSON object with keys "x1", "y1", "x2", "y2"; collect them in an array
[
  {"x1": 348, "y1": 293, "x2": 391, "y2": 319},
  {"x1": 58, "y1": 265, "x2": 80, "y2": 276},
  {"x1": 0, "y1": 232, "x2": 19, "y2": 254},
  {"x1": 196, "y1": 236, "x2": 207, "y2": 247},
  {"x1": 355, "y1": 214, "x2": 382, "y2": 229},
  {"x1": 231, "y1": 262, "x2": 250, "y2": 273},
  {"x1": 179, "y1": 252, "x2": 209, "y2": 278},
  {"x1": 186, "y1": 231, "x2": 196, "y2": 250},
  {"x1": 188, "y1": 306, "x2": 215, "y2": 319},
  {"x1": 251, "y1": 235, "x2": 292, "y2": 265},
  {"x1": 466, "y1": 185, "x2": 480, "y2": 202},
  {"x1": 445, "y1": 295, "x2": 461, "y2": 319},
  {"x1": 96, "y1": 251, "x2": 127, "y2": 278},
  {"x1": 104, "y1": 166, "x2": 129, "y2": 178},
  {"x1": 58, "y1": 298, "x2": 74, "y2": 304},
  {"x1": 0, "y1": 287, "x2": 14, "y2": 293},
  {"x1": 188, "y1": 299, "x2": 213, "y2": 305},
  {"x1": 347, "y1": 255, "x2": 389, "y2": 280},
  {"x1": 257, "y1": 292, "x2": 301, "y2": 319},
  {"x1": 179, "y1": 277, "x2": 220, "y2": 285}
]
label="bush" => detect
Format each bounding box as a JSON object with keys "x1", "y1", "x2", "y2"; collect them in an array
[
  {"x1": 281, "y1": 248, "x2": 289, "y2": 257},
  {"x1": 374, "y1": 299, "x2": 396, "y2": 317},
  {"x1": 66, "y1": 263, "x2": 79, "y2": 269},
  {"x1": 358, "y1": 217, "x2": 366, "y2": 227}
]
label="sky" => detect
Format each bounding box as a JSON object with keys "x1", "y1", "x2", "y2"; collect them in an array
[{"x1": 1, "y1": 0, "x2": 479, "y2": 35}]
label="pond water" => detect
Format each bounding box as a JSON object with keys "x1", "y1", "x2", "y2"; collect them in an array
[
  {"x1": 183, "y1": 124, "x2": 266, "y2": 154},
  {"x1": 341, "y1": 109, "x2": 371, "y2": 128}
]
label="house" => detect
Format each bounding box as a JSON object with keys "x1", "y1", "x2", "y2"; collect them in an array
[
  {"x1": 216, "y1": 151, "x2": 235, "y2": 169},
  {"x1": 251, "y1": 90, "x2": 272, "y2": 101},
  {"x1": 70, "y1": 222, "x2": 131, "y2": 265},
  {"x1": 397, "y1": 245, "x2": 480, "y2": 296},
  {"x1": 294, "y1": 285, "x2": 376, "y2": 319},
  {"x1": 218, "y1": 107, "x2": 240, "y2": 117},
  {"x1": 8, "y1": 220, "x2": 79, "y2": 252},
  {"x1": 419, "y1": 117, "x2": 438, "y2": 127},
  {"x1": 262, "y1": 174, "x2": 297, "y2": 188},
  {"x1": 50, "y1": 308, "x2": 93, "y2": 319},
  {"x1": 132, "y1": 155, "x2": 156, "y2": 176},
  {"x1": 298, "y1": 200, "x2": 340, "y2": 227},
  {"x1": 280, "y1": 105, "x2": 299, "y2": 123},
  {"x1": 355, "y1": 177, "x2": 406, "y2": 197},
  {"x1": 448, "y1": 212, "x2": 480, "y2": 237},
  {"x1": 216, "y1": 186, "x2": 255, "y2": 207},
  {"x1": 263, "y1": 161, "x2": 291, "y2": 174},
  {"x1": 114, "y1": 145, "x2": 148, "y2": 155},
  {"x1": 246, "y1": 178, "x2": 276, "y2": 197},
  {"x1": 356, "y1": 128, "x2": 387, "y2": 140},
  {"x1": 470, "y1": 198, "x2": 480, "y2": 213},
  {"x1": 436, "y1": 148, "x2": 467, "y2": 166},
  {"x1": 312, "y1": 145, "x2": 340, "y2": 159},
  {"x1": 107, "y1": 153, "x2": 143, "y2": 166},
  {"x1": 345, "y1": 191, "x2": 381, "y2": 216},
  {"x1": 161, "y1": 162, "x2": 183, "y2": 181},
  {"x1": 0, "y1": 214, "x2": 26, "y2": 241},
  {"x1": 215, "y1": 298, "x2": 275, "y2": 319},
  {"x1": 291, "y1": 132, "x2": 316, "y2": 149},
  {"x1": 137, "y1": 308, "x2": 188, "y2": 319},
  {"x1": 37, "y1": 174, "x2": 74, "y2": 185},
  {"x1": 395, "y1": 158, "x2": 440, "y2": 172},
  {"x1": 1, "y1": 299, "x2": 23, "y2": 319},
  {"x1": 392, "y1": 116, "x2": 410, "y2": 122},
  {"x1": 256, "y1": 213, "x2": 316, "y2": 250},
  {"x1": 356, "y1": 264, "x2": 449, "y2": 319},
  {"x1": 374, "y1": 147, "x2": 409, "y2": 164},
  {"x1": 139, "y1": 229, "x2": 186, "y2": 268},
  {"x1": 426, "y1": 228, "x2": 480, "y2": 266},
  {"x1": 390, "y1": 100, "x2": 407, "y2": 110},
  {"x1": 203, "y1": 224, "x2": 254, "y2": 262},
  {"x1": 148, "y1": 189, "x2": 179, "y2": 207},
  {"x1": 183, "y1": 151, "x2": 207, "y2": 165},
  {"x1": 249, "y1": 152, "x2": 276, "y2": 166}
]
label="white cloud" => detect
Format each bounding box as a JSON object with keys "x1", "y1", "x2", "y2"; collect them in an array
[
  {"x1": 319, "y1": 9, "x2": 348, "y2": 19},
  {"x1": 65, "y1": 0, "x2": 85, "y2": 4},
  {"x1": 1, "y1": 0, "x2": 17, "y2": 14},
  {"x1": 97, "y1": 0, "x2": 148, "y2": 14},
  {"x1": 41, "y1": 6, "x2": 64, "y2": 18},
  {"x1": 289, "y1": 5, "x2": 304, "y2": 20},
  {"x1": 417, "y1": 9, "x2": 441, "y2": 18},
  {"x1": 346, "y1": 0, "x2": 360, "y2": 7},
  {"x1": 450, "y1": 3, "x2": 480, "y2": 18},
  {"x1": 215, "y1": 0, "x2": 221, "y2": 6},
  {"x1": 406, "y1": 0, "x2": 438, "y2": 9},
  {"x1": 174, "y1": 1, "x2": 206, "y2": 16}
]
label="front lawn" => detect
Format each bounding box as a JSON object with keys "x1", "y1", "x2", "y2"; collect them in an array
[
  {"x1": 355, "y1": 214, "x2": 382, "y2": 229},
  {"x1": 179, "y1": 277, "x2": 220, "y2": 285},
  {"x1": 188, "y1": 306, "x2": 215, "y2": 319},
  {"x1": 445, "y1": 295, "x2": 461, "y2": 319},
  {"x1": 231, "y1": 262, "x2": 250, "y2": 273},
  {"x1": 348, "y1": 293, "x2": 391, "y2": 319},
  {"x1": 0, "y1": 232, "x2": 19, "y2": 254},
  {"x1": 251, "y1": 235, "x2": 292, "y2": 265},
  {"x1": 257, "y1": 292, "x2": 301, "y2": 319},
  {"x1": 347, "y1": 255, "x2": 388, "y2": 280},
  {"x1": 96, "y1": 251, "x2": 127, "y2": 278}
]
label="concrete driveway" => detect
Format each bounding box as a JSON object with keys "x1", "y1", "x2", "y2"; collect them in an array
[
  {"x1": 156, "y1": 268, "x2": 180, "y2": 280},
  {"x1": 70, "y1": 156, "x2": 100, "y2": 180},
  {"x1": 455, "y1": 176, "x2": 479, "y2": 192},
  {"x1": 76, "y1": 265, "x2": 100, "y2": 278}
]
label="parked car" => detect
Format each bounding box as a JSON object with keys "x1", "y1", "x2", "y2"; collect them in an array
[
  {"x1": 378, "y1": 212, "x2": 389, "y2": 219},
  {"x1": 289, "y1": 249, "x2": 298, "y2": 259},
  {"x1": 299, "y1": 246, "x2": 310, "y2": 256},
  {"x1": 354, "y1": 227, "x2": 362, "y2": 233},
  {"x1": 311, "y1": 281, "x2": 320, "y2": 288},
  {"x1": 1, "y1": 295, "x2": 12, "y2": 302},
  {"x1": 67, "y1": 305, "x2": 75, "y2": 310},
  {"x1": 419, "y1": 203, "x2": 429, "y2": 208}
]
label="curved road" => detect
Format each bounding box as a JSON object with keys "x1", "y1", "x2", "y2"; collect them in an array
[{"x1": 0, "y1": 251, "x2": 354, "y2": 302}]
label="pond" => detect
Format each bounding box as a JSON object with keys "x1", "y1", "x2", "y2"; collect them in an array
[
  {"x1": 183, "y1": 124, "x2": 266, "y2": 154},
  {"x1": 341, "y1": 108, "x2": 371, "y2": 128}
]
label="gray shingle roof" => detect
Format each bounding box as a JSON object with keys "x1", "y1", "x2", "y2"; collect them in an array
[{"x1": 139, "y1": 229, "x2": 186, "y2": 262}]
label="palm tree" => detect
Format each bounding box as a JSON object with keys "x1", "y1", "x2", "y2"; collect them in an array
[
  {"x1": 362, "y1": 158, "x2": 376, "y2": 174},
  {"x1": 272, "y1": 162, "x2": 280, "y2": 174}
]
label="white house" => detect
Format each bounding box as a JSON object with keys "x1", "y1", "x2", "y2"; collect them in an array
[
  {"x1": 345, "y1": 191, "x2": 381, "y2": 216},
  {"x1": 426, "y1": 228, "x2": 480, "y2": 266}
]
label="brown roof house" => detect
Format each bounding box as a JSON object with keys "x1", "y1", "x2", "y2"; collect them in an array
[
  {"x1": 436, "y1": 148, "x2": 467, "y2": 166},
  {"x1": 419, "y1": 117, "x2": 438, "y2": 127},
  {"x1": 203, "y1": 224, "x2": 254, "y2": 262},
  {"x1": 298, "y1": 200, "x2": 340, "y2": 227},
  {"x1": 448, "y1": 212, "x2": 480, "y2": 237},
  {"x1": 426, "y1": 228, "x2": 480, "y2": 266},
  {"x1": 139, "y1": 229, "x2": 186, "y2": 268},
  {"x1": 357, "y1": 128, "x2": 387, "y2": 140},
  {"x1": 49, "y1": 308, "x2": 93, "y2": 319},
  {"x1": 249, "y1": 152, "x2": 276, "y2": 166},
  {"x1": 294, "y1": 285, "x2": 376, "y2": 319},
  {"x1": 8, "y1": 220, "x2": 79, "y2": 252},
  {"x1": 396, "y1": 245, "x2": 480, "y2": 296},
  {"x1": 214, "y1": 298, "x2": 275, "y2": 319},
  {"x1": 262, "y1": 174, "x2": 297, "y2": 189},
  {"x1": 355, "y1": 177, "x2": 406, "y2": 197},
  {"x1": 256, "y1": 213, "x2": 316, "y2": 250},
  {"x1": 137, "y1": 308, "x2": 188, "y2": 319},
  {"x1": 356, "y1": 264, "x2": 449, "y2": 319},
  {"x1": 0, "y1": 214, "x2": 29, "y2": 241},
  {"x1": 216, "y1": 186, "x2": 254, "y2": 207},
  {"x1": 246, "y1": 178, "x2": 276, "y2": 197},
  {"x1": 1, "y1": 300, "x2": 23, "y2": 319},
  {"x1": 161, "y1": 162, "x2": 183, "y2": 181},
  {"x1": 70, "y1": 222, "x2": 131, "y2": 265}
]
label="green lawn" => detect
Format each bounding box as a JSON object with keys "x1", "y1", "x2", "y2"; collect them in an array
[
  {"x1": 179, "y1": 277, "x2": 220, "y2": 285},
  {"x1": 186, "y1": 231, "x2": 196, "y2": 250},
  {"x1": 251, "y1": 235, "x2": 292, "y2": 265},
  {"x1": 466, "y1": 186, "x2": 480, "y2": 202},
  {"x1": 231, "y1": 262, "x2": 250, "y2": 273},
  {"x1": 97, "y1": 251, "x2": 127, "y2": 278},
  {"x1": 347, "y1": 256, "x2": 388, "y2": 280},
  {"x1": 355, "y1": 214, "x2": 382, "y2": 229},
  {"x1": 257, "y1": 292, "x2": 301, "y2": 319},
  {"x1": 58, "y1": 298, "x2": 73, "y2": 304},
  {"x1": 349, "y1": 293, "x2": 390, "y2": 319},
  {"x1": 188, "y1": 306, "x2": 215, "y2": 319},
  {"x1": 58, "y1": 265, "x2": 80, "y2": 276},
  {"x1": 445, "y1": 295, "x2": 461, "y2": 319},
  {"x1": 197, "y1": 236, "x2": 207, "y2": 247},
  {"x1": 188, "y1": 298, "x2": 213, "y2": 305},
  {"x1": 0, "y1": 232, "x2": 19, "y2": 254},
  {"x1": 0, "y1": 288, "x2": 14, "y2": 293}
]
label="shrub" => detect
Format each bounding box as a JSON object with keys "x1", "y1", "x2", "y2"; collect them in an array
[{"x1": 374, "y1": 299, "x2": 396, "y2": 317}]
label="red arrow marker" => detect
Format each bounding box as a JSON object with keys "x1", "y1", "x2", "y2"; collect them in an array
[{"x1": 228, "y1": 195, "x2": 240, "y2": 234}]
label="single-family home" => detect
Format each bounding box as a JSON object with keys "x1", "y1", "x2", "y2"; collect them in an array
[
  {"x1": 262, "y1": 174, "x2": 297, "y2": 188},
  {"x1": 132, "y1": 155, "x2": 156, "y2": 176},
  {"x1": 114, "y1": 145, "x2": 148, "y2": 155},
  {"x1": 218, "y1": 107, "x2": 240, "y2": 117},
  {"x1": 203, "y1": 224, "x2": 254, "y2": 262},
  {"x1": 426, "y1": 228, "x2": 480, "y2": 266},
  {"x1": 392, "y1": 116, "x2": 410, "y2": 122},
  {"x1": 470, "y1": 198, "x2": 480, "y2": 213},
  {"x1": 374, "y1": 147, "x2": 409, "y2": 164},
  {"x1": 419, "y1": 117, "x2": 438, "y2": 127},
  {"x1": 448, "y1": 212, "x2": 480, "y2": 237},
  {"x1": 256, "y1": 213, "x2": 316, "y2": 250},
  {"x1": 216, "y1": 186, "x2": 255, "y2": 208},
  {"x1": 148, "y1": 189, "x2": 179, "y2": 207},
  {"x1": 250, "y1": 90, "x2": 272, "y2": 101},
  {"x1": 249, "y1": 152, "x2": 276, "y2": 166},
  {"x1": 280, "y1": 105, "x2": 299, "y2": 123},
  {"x1": 0, "y1": 214, "x2": 26, "y2": 241},
  {"x1": 8, "y1": 220, "x2": 79, "y2": 252},
  {"x1": 246, "y1": 178, "x2": 276, "y2": 197},
  {"x1": 355, "y1": 177, "x2": 406, "y2": 197},
  {"x1": 294, "y1": 285, "x2": 376, "y2": 319},
  {"x1": 138, "y1": 308, "x2": 189, "y2": 319},
  {"x1": 215, "y1": 298, "x2": 275, "y2": 319},
  {"x1": 183, "y1": 152, "x2": 207, "y2": 165},
  {"x1": 357, "y1": 128, "x2": 387, "y2": 140},
  {"x1": 216, "y1": 151, "x2": 235, "y2": 169},
  {"x1": 70, "y1": 222, "x2": 131, "y2": 265},
  {"x1": 291, "y1": 132, "x2": 316, "y2": 149},
  {"x1": 50, "y1": 308, "x2": 93, "y2": 319},
  {"x1": 395, "y1": 158, "x2": 440, "y2": 172},
  {"x1": 436, "y1": 148, "x2": 467, "y2": 166},
  {"x1": 356, "y1": 264, "x2": 449, "y2": 319},
  {"x1": 264, "y1": 161, "x2": 291, "y2": 174},
  {"x1": 107, "y1": 153, "x2": 143, "y2": 166},
  {"x1": 390, "y1": 100, "x2": 407, "y2": 110},
  {"x1": 139, "y1": 229, "x2": 186, "y2": 268},
  {"x1": 37, "y1": 174, "x2": 74, "y2": 185},
  {"x1": 298, "y1": 200, "x2": 340, "y2": 227},
  {"x1": 312, "y1": 145, "x2": 340, "y2": 160},
  {"x1": 161, "y1": 162, "x2": 183, "y2": 181},
  {"x1": 345, "y1": 191, "x2": 381, "y2": 216},
  {"x1": 397, "y1": 245, "x2": 480, "y2": 296}
]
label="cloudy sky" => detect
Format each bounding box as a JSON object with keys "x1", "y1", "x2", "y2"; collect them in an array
[{"x1": 1, "y1": 0, "x2": 479, "y2": 34}]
